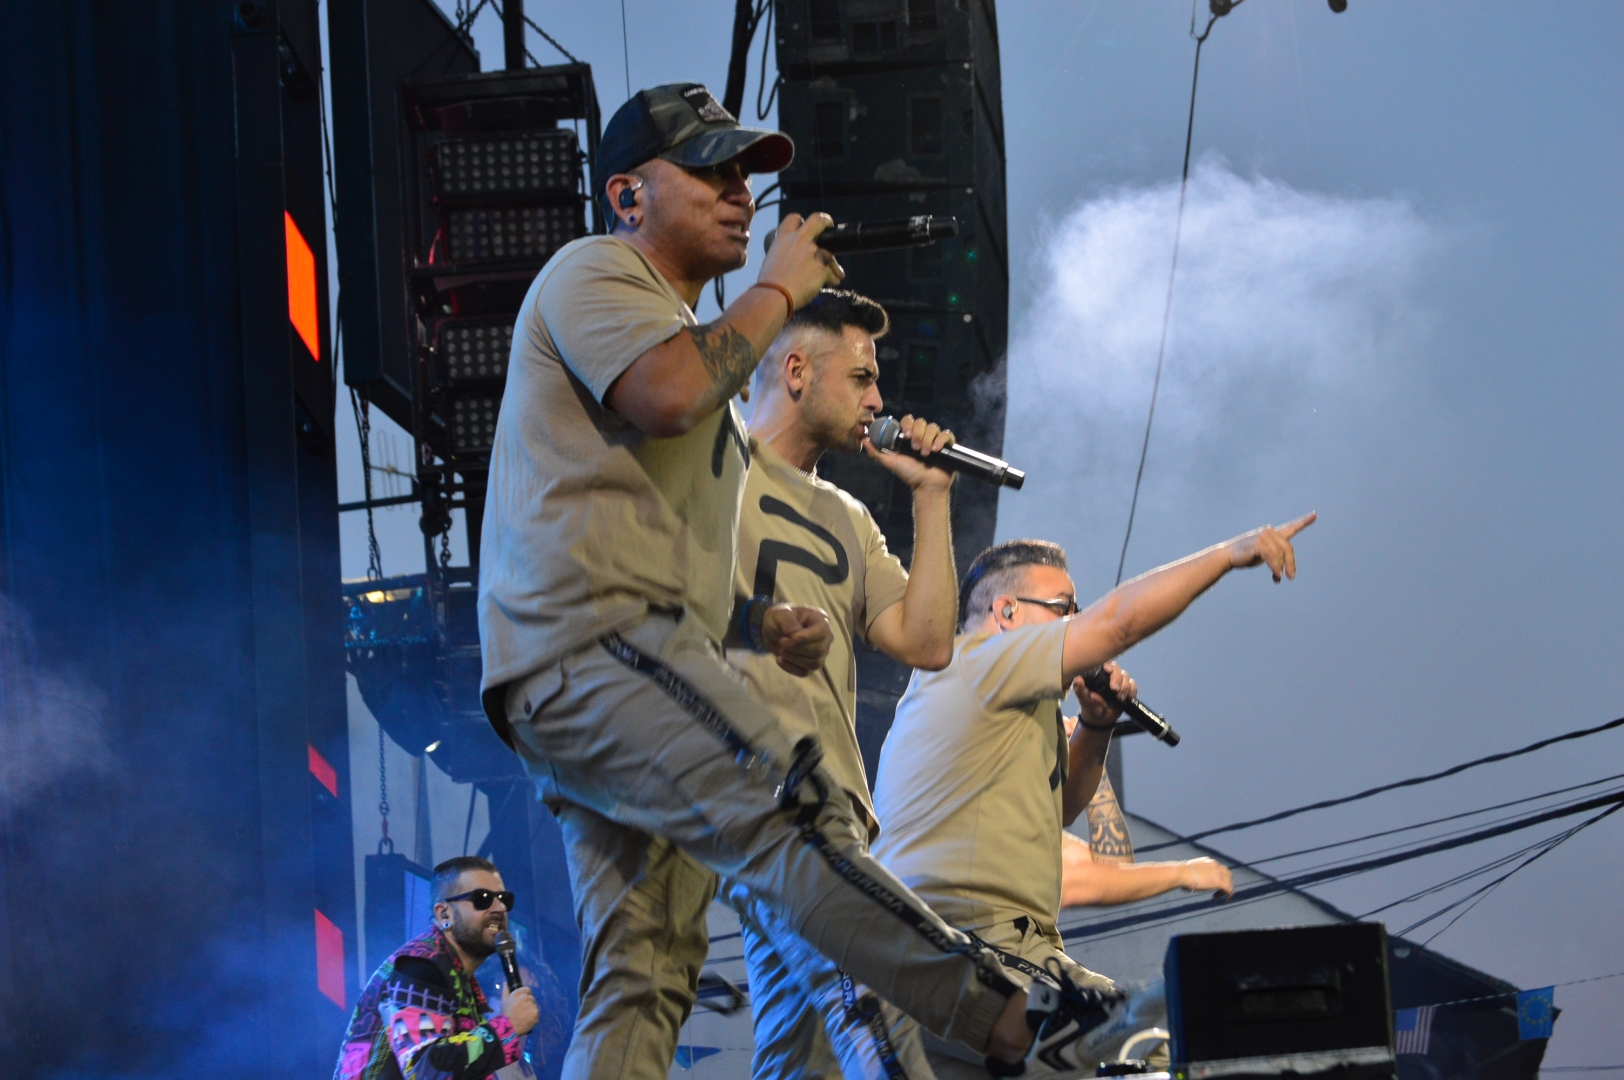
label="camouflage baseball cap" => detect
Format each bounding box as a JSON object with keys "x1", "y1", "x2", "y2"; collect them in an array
[{"x1": 594, "y1": 83, "x2": 794, "y2": 211}]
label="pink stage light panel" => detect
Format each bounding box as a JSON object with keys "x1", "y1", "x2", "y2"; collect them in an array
[
  {"x1": 315, "y1": 909, "x2": 346, "y2": 1008},
  {"x1": 308, "y1": 744, "x2": 338, "y2": 797}
]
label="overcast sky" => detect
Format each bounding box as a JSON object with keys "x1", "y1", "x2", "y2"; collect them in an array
[{"x1": 333, "y1": 1, "x2": 1622, "y2": 1061}]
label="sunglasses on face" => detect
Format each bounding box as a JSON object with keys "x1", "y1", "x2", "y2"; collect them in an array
[
  {"x1": 1014, "y1": 595, "x2": 1079, "y2": 617},
  {"x1": 443, "y1": 888, "x2": 515, "y2": 911}
]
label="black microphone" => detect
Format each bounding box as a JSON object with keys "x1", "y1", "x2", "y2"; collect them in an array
[
  {"x1": 867, "y1": 415, "x2": 1025, "y2": 490},
  {"x1": 763, "y1": 215, "x2": 958, "y2": 254},
  {"x1": 493, "y1": 929, "x2": 523, "y2": 991},
  {"x1": 1080, "y1": 668, "x2": 1181, "y2": 747}
]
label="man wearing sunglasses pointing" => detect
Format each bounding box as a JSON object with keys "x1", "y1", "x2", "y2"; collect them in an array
[
  {"x1": 872, "y1": 515, "x2": 1314, "y2": 1075},
  {"x1": 335, "y1": 857, "x2": 539, "y2": 1080}
]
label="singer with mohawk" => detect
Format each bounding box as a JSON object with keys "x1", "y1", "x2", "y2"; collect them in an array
[
  {"x1": 726, "y1": 287, "x2": 959, "y2": 1079},
  {"x1": 872, "y1": 517, "x2": 1314, "y2": 1076}
]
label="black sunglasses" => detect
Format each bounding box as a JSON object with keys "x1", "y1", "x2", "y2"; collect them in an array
[
  {"x1": 1013, "y1": 595, "x2": 1078, "y2": 617},
  {"x1": 444, "y1": 888, "x2": 515, "y2": 911}
]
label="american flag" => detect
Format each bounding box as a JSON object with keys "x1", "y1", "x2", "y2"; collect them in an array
[{"x1": 1395, "y1": 1006, "x2": 1436, "y2": 1055}]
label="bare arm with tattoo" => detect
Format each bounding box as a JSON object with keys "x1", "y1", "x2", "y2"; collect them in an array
[
  {"x1": 1060, "y1": 833, "x2": 1234, "y2": 906},
  {"x1": 1059, "y1": 731, "x2": 1234, "y2": 905},
  {"x1": 1083, "y1": 772, "x2": 1134, "y2": 864},
  {"x1": 606, "y1": 214, "x2": 843, "y2": 436}
]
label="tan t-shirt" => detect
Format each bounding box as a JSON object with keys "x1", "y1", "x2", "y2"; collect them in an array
[
  {"x1": 727, "y1": 441, "x2": 910, "y2": 833},
  {"x1": 870, "y1": 619, "x2": 1070, "y2": 936},
  {"x1": 478, "y1": 236, "x2": 751, "y2": 708}
]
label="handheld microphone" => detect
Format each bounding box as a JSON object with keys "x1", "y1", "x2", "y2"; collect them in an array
[
  {"x1": 1080, "y1": 668, "x2": 1181, "y2": 747},
  {"x1": 763, "y1": 215, "x2": 958, "y2": 255},
  {"x1": 867, "y1": 416, "x2": 1025, "y2": 489},
  {"x1": 493, "y1": 930, "x2": 524, "y2": 991}
]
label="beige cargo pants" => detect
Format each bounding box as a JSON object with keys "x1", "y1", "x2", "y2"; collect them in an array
[{"x1": 505, "y1": 611, "x2": 1019, "y2": 1080}]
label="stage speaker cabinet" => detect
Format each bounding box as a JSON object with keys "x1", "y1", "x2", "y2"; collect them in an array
[{"x1": 1164, "y1": 924, "x2": 1396, "y2": 1080}]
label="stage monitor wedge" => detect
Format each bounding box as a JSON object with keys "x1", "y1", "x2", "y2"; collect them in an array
[{"x1": 1166, "y1": 923, "x2": 1396, "y2": 1080}]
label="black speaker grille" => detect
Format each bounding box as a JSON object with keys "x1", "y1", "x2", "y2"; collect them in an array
[
  {"x1": 434, "y1": 130, "x2": 579, "y2": 199},
  {"x1": 437, "y1": 319, "x2": 514, "y2": 385},
  {"x1": 447, "y1": 393, "x2": 501, "y2": 457},
  {"x1": 446, "y1": 204, "x2": 583, "y2": 264}
]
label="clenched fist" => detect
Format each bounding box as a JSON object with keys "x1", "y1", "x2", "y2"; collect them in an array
[{"x1": 762, "y1": 603, "x2": 833, "y2": 677}]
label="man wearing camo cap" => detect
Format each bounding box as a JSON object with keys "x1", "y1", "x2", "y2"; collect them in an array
[{"x1": 478, "y1": 83, "x2": 1129, "y2": 1080}]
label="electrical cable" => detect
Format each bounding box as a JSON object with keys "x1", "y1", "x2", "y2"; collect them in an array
[
  {"x1": 1404, "y1": 802, "x2": 1622, "y2": 945},
  {"x1": 1232, "y1": 785, "x2": 1624, "y2": 897},
  {"x1": 755, "y1": 0, "x2": 780, "y2": 120},
  {"x1": 620, "y1": 0, "x2": 631, "y2": 100},
  {"x1": 1063, "y1": 791, "x2": 1610, "y2": 931},
  {"x1": 1359, "y1": 828, "x2": 1586, "y2": 921},
  {"x1": 1114, "y1": 1, "x2": 1242, "y2": 585},
  {"x1": 1061, "y1": 789, "x2": 1624, "y2": 944},
  {"x1": 315, "y1": 19, "x2": 342, "y2": 389},
  {"x1": 1059, "y1": 777, "x2": 1624, "y2": 937},
  {"x1": 1242, "y1": 772, "x2": 1624, "y2": 867},
  {"x1": 1388, "y1": 970, "x2": 1624, "y2": 1015},
  {"x1": 1138, "y1": 714, "x2": 1624, "y2": 853},
  {"x1": 1224, "y1": 783, "x2": 1624, "y2": 891},
  {"x1": 716, "y1": 5, "x2": 775, "y2": 315},
  {"x1": 1089, "y1": 783, "x2": 1624, "y2": 944}
]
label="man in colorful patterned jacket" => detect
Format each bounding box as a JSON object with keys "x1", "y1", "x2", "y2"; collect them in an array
[{"x1": 334, "y1": 856, "x2": 540, "y2": 1080}]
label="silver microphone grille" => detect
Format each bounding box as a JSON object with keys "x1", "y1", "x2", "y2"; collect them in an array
[
  {"x1": 492, "y1": 930, "x2": 516, "y2": 956},
  {"x1": 868, "y1": 415, "x2": 902, "y2": 452}
]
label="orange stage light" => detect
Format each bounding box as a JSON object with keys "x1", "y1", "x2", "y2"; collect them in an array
[{"x1": 284, "y1": 211, "x2": 320, "y2": 361}]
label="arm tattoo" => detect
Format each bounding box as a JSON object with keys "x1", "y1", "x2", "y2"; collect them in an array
[
  {"x1": 688, "y1": 319, "x2": 759, "y2": 406},
  {"x1": 1086, "y1": 773, "x2": 1135, "y2": 864}
]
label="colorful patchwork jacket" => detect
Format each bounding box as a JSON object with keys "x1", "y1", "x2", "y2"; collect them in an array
[{"x1": 333, "y1": 927, "x2": 529, "y2": 1080}]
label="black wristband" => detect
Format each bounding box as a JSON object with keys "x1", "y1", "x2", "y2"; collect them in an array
[{"x1": 742, "y1": 595, "x2": 774, "y2": 653}]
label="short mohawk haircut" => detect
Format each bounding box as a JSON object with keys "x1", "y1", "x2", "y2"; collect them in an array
[
  {"x1": 755, "y1": 289, "x2": 890, "y2": 396},
  {"x1": 959, "y1": 539, "x2": 1069, "y2": 629},
  {"x1": 784, "y1": 288, "x2": 889, "y2": 340}
]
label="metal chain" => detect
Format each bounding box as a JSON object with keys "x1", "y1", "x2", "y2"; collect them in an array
[
  {"x1": 440, "y1": 522, "x2": 453, "y2": 569},
  {"x1": 377, "y1": 725, "x2": 394, "y2": 854},
  {"x1": 350, "y1": 388, "x2": 384, "y2": 581}
]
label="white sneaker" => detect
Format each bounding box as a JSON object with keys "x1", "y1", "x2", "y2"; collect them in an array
[{"x1": 983, "y1": 973, "x2": 1132, "y2": 1077}]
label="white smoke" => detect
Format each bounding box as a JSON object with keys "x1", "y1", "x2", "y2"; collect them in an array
[
  {"x1": 999, "y1": 159, "x2": 1437, "y2": 552},
  {"x1": 0, "y1": 594, "x2": 115, "y2": 816}
]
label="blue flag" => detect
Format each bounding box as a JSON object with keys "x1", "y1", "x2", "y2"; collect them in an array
[{"x1": 1517, "y1": 986, "x2": 1555, "y2": 1040}]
